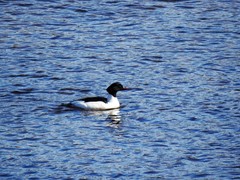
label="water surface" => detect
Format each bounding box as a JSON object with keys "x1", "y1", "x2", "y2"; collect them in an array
[{"x1": 0, "y1": 0, "x2": 240, "y2": 179}]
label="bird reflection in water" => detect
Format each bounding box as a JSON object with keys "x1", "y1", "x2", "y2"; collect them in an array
[
  {"x1": 106, "y1": 109, "x2": 121, "y2": 128},
  {"x1": 82, "y1": 109, "x2": 121, "y2": 128},
  {"x1": 55, "y1": 105, "x2": 122, "y2": 128}
]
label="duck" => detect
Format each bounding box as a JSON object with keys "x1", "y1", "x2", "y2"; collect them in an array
[{"x1": 67, "y1": 82, "x2": 130, "y2": 110}]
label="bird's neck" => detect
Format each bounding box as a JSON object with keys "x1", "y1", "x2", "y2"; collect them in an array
[
  {"x1": 107, "y1": 95, "x2": 119, "y2": 105},
  {"x1": 108, "y1": 95, "x2": 118, "y2": 101}
]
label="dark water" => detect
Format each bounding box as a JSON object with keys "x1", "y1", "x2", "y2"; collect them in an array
[{"x1": 1, "y1": 0, "x2": 240, "y2": 179}]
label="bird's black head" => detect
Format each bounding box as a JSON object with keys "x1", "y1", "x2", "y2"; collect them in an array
[{"x1": 106, "y1": 82, "x2": 127, "y2": 97}]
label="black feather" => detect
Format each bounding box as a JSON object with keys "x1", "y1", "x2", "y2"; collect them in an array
[{"x1": 79, "y1": 97, "x2": 108, "y2": 103}]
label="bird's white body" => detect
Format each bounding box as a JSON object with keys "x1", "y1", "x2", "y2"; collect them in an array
[{"x1": 70, "y1": 95, "x2": 120, "y2": 110}]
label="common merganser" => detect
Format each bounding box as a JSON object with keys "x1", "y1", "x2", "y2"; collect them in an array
[{"x1": 67, "y1": 82, "x2": 130, "y2": 110}]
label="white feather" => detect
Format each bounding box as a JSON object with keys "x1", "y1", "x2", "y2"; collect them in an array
[{"x1": 71, "y1": 95, "x2": 120, "y2": 110}]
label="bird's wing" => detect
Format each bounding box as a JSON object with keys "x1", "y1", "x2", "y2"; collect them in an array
[{"x1": 79, "y1": 96, "x2": 108, "y2": 103}]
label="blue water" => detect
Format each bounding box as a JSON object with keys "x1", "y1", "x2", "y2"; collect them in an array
[{"x1": 1, "y1": 0, "x2": 240, "y2": 179}]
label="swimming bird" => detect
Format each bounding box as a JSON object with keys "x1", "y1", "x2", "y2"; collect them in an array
[{"x1": 67, "y1": 82, "x2": 130, "y2": 110}]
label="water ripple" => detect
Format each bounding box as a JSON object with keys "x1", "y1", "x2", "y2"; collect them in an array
[{"x1": 0, "y1": 0, "x2": 240, "y2": 179}]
